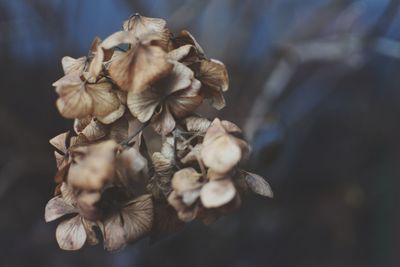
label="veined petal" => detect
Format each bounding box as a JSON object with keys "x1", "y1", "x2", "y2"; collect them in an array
[
  {"x1": 55, "y1": 215, "x2": 87, "y2": 251},
  {"x1": 127, "y1": 89, "x2": 160, "y2": 122},
  {"x1": 45, "y1": 196, "x2": 77, "y2": 222}
]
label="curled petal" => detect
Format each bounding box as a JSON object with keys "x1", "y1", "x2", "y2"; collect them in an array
[
  {"x1": 55, "y1": 215, "x2": 87, "y2": 251},
  {"x1": 123, "y1": 14, "x2": 166, "y2": 39},
  {"x1": 49, "y1": 132, "x2": 69, "y2": 154},
  {"x1": 197, "y1": 59, "x2": 229, "y2": 92},
  {"x1": 200, "y1": 179, "x2": 236, "y2": 208},
  {"x1": 174, "y1": 30, "x2": 205, "y2": 57}
]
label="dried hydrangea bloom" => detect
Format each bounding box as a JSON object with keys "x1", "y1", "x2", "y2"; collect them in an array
[{"x1": 47, "y1": 14, "x2": 273, "y2": 252}]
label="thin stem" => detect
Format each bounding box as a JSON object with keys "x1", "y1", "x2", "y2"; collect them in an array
[{"x1": 120, "y1": 121, "x2": 149, "y2": 147}]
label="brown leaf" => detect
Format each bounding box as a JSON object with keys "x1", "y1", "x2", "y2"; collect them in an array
[
  {"x1": 200, "y1": 179, "x2": 236, "y2": 208},
  {"x1": 55, "y1": 215, "x2": 86, "y2": 251}
]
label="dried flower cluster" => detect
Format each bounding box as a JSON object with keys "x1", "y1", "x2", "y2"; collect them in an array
[{"x1": 45, "y1": 14, "x2": 273, "y2": 252}]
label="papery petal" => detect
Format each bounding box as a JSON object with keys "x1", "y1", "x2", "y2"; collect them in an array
[
  {"x1": 97, "y1": 104, "x2": 125, "y2": 124},
  {"x1": 197, "y1": 59, "x2": 229, "y2": 92},
  {"x1": 55, "y1": 215, "x2": 87, "y2": 251},
  {"x1": 174, "y1": 30, "x2": 205, "y2": 57},
  {"x1": 162, "y1": 61, "x2": 194, "y2": 95},
  {"x1": 109, "y1": 42, "x2": 173, "y2": 94},
  {"x1": 87, "y1": 81, "x2": 120, "y2": 117},
  {"x1": 127, "y1": 89, "x2": 160, "y2": 122},
  {"x1": 183, "y1": 116, "x2": 211, "y2": 132},
  {"x1": 49, "y1": 132, "x2": 69, "y2": 154},
  {"x1": 200, "y1": 179, "x2": 236, "y2": 208},
  {"x1": 61, "y1": 56, "x2": 86, "y2": 75},
  {"x1": 151, "y1": 106, "x2": 176, "y2": 135},
  {"x1": 45, "y1": 196, "x2": 77, "y2": 222},
  {"x1": 171, "y1": 167, "x2": 203, "y2": 194},
  {"x1": 123, "y1": 14, "x2": 166, "y2": 38}
]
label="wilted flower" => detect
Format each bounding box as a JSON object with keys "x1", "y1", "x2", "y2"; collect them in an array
[{"x1": 46, "y1": 14, "x2": 273, "y2": 252}]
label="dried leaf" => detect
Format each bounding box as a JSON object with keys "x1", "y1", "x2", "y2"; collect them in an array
[{"x1": 244, "y1": 171, "x2": 273, "y2": 198}]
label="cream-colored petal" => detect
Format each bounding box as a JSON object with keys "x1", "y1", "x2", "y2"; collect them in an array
[
  {"x1": 82, "y1": 218, "x2": 99, "y2": 245},
  {"x1": 123, "y1": 14, "x2": 166, "y2": 39},
  {"x1": 120, "y1": 147, "x2": 148, "y2": 175},
  {"x1": 183, "y1": 116, "x2": 211, "y2": 132},
  {"x1": 45, "y1": 196, "x2": 77, "y2": 222},
  {"x1": 168, "y1": 94, "x2": 203, "y2": 118},
  {"x1": 87, "y1": 81, "x2": 120, "y2": 117},
  {"x1": 127, "y1": 90, "x2": 160, "y2": 122},
  {"x1": 200, "y1": 179, "x2": 236, "y2": 208},
  {"x1": 167, "y1": 44, "x2": 194, "y2": 61},
  {"x1": 56, "y1": 82, "x2": 93, "y2": 119},
  {"x1": 201, "y1": 135, "x2": 242, "y2": 174},
  {"x1": 55, "y1": 215, "x2": 87, "y2": 251},
  {"x1": 49, "y1": 132, "x2": 69, "y2": 153},
  {"x1": 97, "y1": 104, "x2": 125, "y2": 124},
  {"x1": 61, "y1": 56, "x2": 86, "y2": 75},
  {"x1": 78, "y1": 118, "x2": 108, "y2": 141},
  {"x1": 171, "y1": 167, "x2": 203, "y2": 194}
]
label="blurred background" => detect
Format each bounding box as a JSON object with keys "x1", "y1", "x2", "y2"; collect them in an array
[{"x1": 1, "y1": 0, "x2": 400, "y2": 266}]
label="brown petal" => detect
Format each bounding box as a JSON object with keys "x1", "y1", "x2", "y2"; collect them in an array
[
  {"x1": 197, "y1": 59, "x2": 229, "y2": 92},
  {"x1": 55, "y1": 215, "x2": 86, "y2": 250},
  {"x1": 244, "y1": 171, "x2": 273, "y2": 198},
  {"x1": 171, "y1": 167, "x2": 203, "y2": 194},
  {"x1": 121, "y1": 194, "x2": 153, "y2": 242},
  {"x1": 86, "y1": 80, "x2": 120, "y2": 117},
  {"x1": 167, "y1": 44, "x2": 195, "y2": 61},
  {"x1": 82, "y1": 219, "x2": 100, "y2": 245},
  {"x1": 168, "y1": 94, "x2": 203, "y2": 118},
  {"x1": 120, "y1": 147, "x2": 148, "y2": 175},
  {"x1": 109, "y1": 42, "x2": 173, "y2": 94},
  {"x1": 45, "y1": 196, "x2": 77, "y2": 222},
  {"x1": 210, "y1": 90, "x2": 226, "y2": 110},
  {"x1": 102, "y1": 213, "x2": 127, "y2": 252},
  {"x1": 150, "y1": 201, "x2": 184, "y2": 242},
  {"x1": 54, "y1": 151, "x2": 67, "y2": 170},
  {"x1": 200, "y1": 179, "x2": 236, "y2": 208},
  {"x1": 162, "y1": 61, "x2": 194, "y2": 95},
  {"x1": 76, "y1": 191, "x2": 102, "y2": 221},
  {"x1": 80, "y1": 120, "x2": 107, "y2": 141},
  {"x1": 174, "y1": 30, "x2": 205, "y2": 57},
  {"x1": 55, "y1": 74, "x2": 93, "y2": 119},
  {"x1": 68, "y1": 140, "x2": 118, "y2": 191},
  {"x1": 61, "y1": 56, "x2": 86, "y2": 75},
  {"x1": 60, "y1": 182, "x2": 77, "y2": 206},
  {"x1": 183, "y1": 116, "x2": 211, "y2": 132},
  {"x1": 151, "y1": 106, "x2": 176, "y2": 135},
  {"x1": 152, "y1": 152, "x2": 173, "y2": 179},
  {"x1": 127, "y1": 89, "x2": 160, "y2": 122},
  {"x1": 49, "y1": 132, "x2": 69, "y2": 154},
  {"x1": 97, "y1": 104, "x2": 125, "y2": 124},
  {"x1": 123, "y1": 15, "x2": 167, "y2": 38}
]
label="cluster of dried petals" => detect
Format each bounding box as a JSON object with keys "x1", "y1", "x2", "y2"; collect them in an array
[{"x1": 46, "y1": 14, "x2": 272, "y2": 252}]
